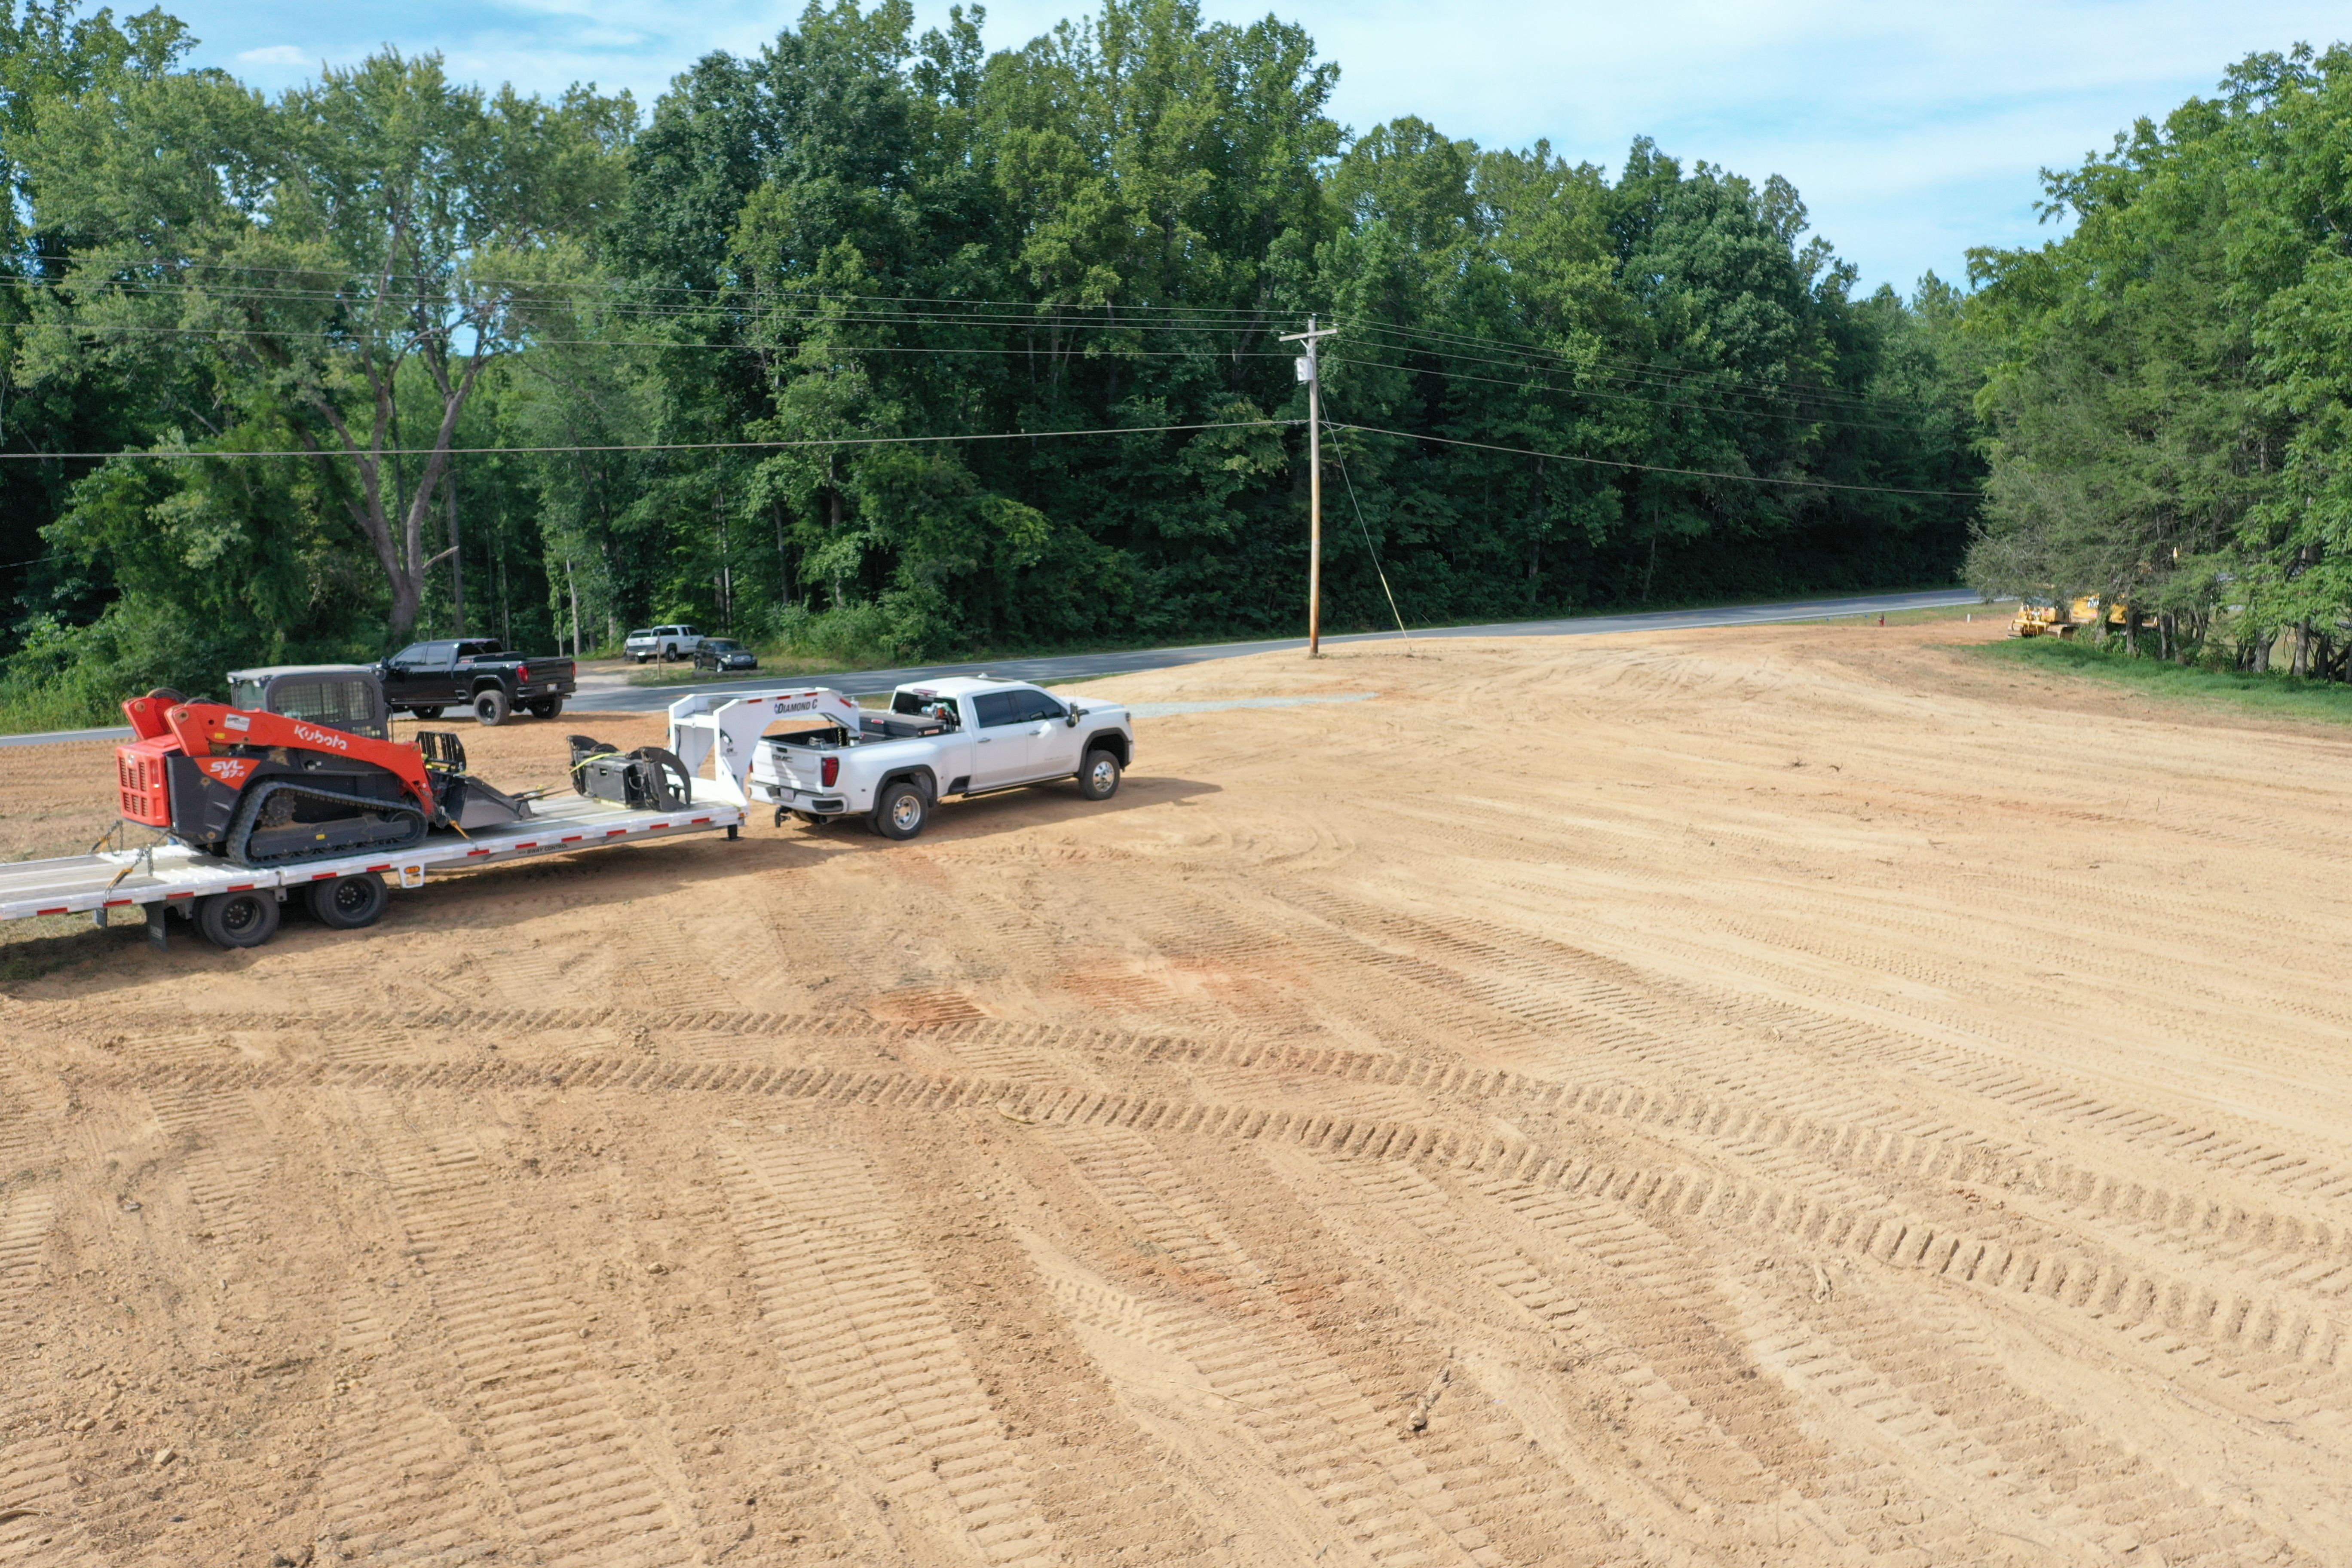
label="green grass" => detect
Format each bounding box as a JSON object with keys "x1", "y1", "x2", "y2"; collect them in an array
[
  {"x1": 1810, "y1": 602, "x2": 1992, "y2": 628},
  {"x1": 1973, "y1": 635, "x2": 2352, "y2": 726}
]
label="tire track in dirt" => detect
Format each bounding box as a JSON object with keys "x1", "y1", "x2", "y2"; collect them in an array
[
  {"x1": 361, "y1": 1104, "x2": 702, "y2": 1566},
  {"x1": 0, "y1": 1188, "x2": 96, "y2": 1568},
  {"x1": 1727, "y1": 1264, "x2": 2324, "y2": 1567},
  {"x1": 58, "y1": 1049, "x2": 2352, "y2": 1395},
  {"x1": 1025, "y1": 1124, "x2": 1501, "y2": 1568},
  {"x1": 720, "y1": 1138, "x2": 1061, "y2": 1566},
  {"x1": 1787, "y1": 1270, "x2": 2337, "y2": 1564},
  {"x1": 1248, "y1": 889, "x2": 2352, "y2": 1227},
  {"x1": 144, "y1": 1085, "x2": 273, "y2": 1247},
  {"x1": 1266, "y1": 1148, "x2": 1854, "y2": 1567}
]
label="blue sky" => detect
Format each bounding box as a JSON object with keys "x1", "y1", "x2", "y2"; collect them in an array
[{"x1": 183, "y1": 0, "x2": 2351, "y2": 294}]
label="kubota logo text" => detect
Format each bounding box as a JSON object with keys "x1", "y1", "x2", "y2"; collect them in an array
[{"x1": 291, "y1": 723, "x2": 350, "y2": 751}]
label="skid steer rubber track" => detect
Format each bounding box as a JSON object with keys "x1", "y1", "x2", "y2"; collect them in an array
[{"x1": 226, "y1": 779, "x2": 429, "y2": 868}]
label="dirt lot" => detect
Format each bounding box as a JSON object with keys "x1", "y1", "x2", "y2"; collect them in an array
[{"x1": 4, "y1": 618, "x2": 2351, "y2": 1567}]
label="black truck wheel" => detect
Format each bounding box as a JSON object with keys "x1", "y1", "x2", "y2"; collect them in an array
[
  {"x1": 527, "y1": 696, "x2": 564, "y2": 719},
  {"x1": 197, "y1": 890, "x2": 279, "y2": 949},
  {"x1": 410, "y1": 705, "x2": 444, "y2": 720},
  {"x1": 306, "y1": 871, "x2": 388, "y2": 930},
  {"x1": 1077, "y1": 748, "x2": 1123, "y2": 800},
  {"x1": 871, "y1": 780, "x2": 928, "y2": 840},
  {"x1": 474, "y1": 688, "x2": 511, "y2": 726}
]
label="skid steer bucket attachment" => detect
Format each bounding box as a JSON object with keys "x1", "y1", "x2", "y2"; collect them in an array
[{"x1": 569, "y1": 736, "x2": 692, "y2": 812}]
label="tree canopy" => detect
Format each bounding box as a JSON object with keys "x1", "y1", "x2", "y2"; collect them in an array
[
  {"x1": 1, "y1": 0, "x2": 1992, "y2": 721},
  {"x1": 1964, "y1": 43, "x2": 2352, "y2": 674}
]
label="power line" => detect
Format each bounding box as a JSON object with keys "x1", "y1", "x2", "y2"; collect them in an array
[
  {"x1": 1338, "y1": 315, "x2": 1896, "y2": 415},
  {"x1": 21, "y1": 252, "x2": 1920, "y2": 407},
  {"x1": 1325, "y1": 420, "x2": 1978, "y2": 499},
  {"x1": 0, "y1": 417, "x2": 1300, "y2": 462},
  {"x1": 1321, "y1": 417, "x2": 1412, "y2": 650},
  {"x1": 20, "y1": 320, "x2": 1293, "y2": 357},
  {"x1": 1322, "y1": 352, "x2": 1929, "y2": 438}
]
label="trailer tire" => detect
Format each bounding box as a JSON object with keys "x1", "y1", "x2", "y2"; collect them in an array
[
  {"x1": 474, "y1": 688, "x2": 510, "y2": 726},
  {"x1": 527, "y1": 696, "x2": 564, "y2": 719},
  {"x1": 197, "y1": 890, "x2": 279, "y2": 949},
  {"x1": 306, "y1": 871, "x2": 388, "y2": 931},
  {"x1": 1077, "y1": 748, "x2": 1122, "y2": 801},
  {"x1": 410, "y1": 705, "x2": 444, "y2": 720},
  {"x1": 871, "y1": 780, "x2": 928, "y2": 840}
]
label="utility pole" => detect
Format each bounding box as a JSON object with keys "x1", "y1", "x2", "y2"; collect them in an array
[{"x1": 1281, "y1": 316, "x2": 1338, "y2": 655}]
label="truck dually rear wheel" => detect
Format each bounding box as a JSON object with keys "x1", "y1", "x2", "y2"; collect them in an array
[{"x1": 871, "y1": 780, "x2": 928, "y2": 840}]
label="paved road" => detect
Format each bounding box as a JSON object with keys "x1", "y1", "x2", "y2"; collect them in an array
[{"x1": 0, "y1": 587, "x2": 1984, "y2": 746}]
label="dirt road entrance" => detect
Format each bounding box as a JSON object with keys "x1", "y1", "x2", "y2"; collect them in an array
[{"x1": 3, "y1": 619, "x2": 2347, "y2": 1565}]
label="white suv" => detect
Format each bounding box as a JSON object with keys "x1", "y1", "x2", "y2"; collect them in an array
[{"x1": 624, "y1": 624, "x2": 703, "y2": 663}]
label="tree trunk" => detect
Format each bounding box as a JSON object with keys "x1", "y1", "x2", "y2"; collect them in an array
[
  {"x1": 2293, "y1": 619, "x2": 2313, "y2": 678},
  {"x1": 445, "y1": 469, "x2": 467, "y2": 637}
]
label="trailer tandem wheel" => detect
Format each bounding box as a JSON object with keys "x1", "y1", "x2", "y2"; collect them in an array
[
  {"x1": 197, "y1": 889, "x2": 280, "y2": 949},
  {"x1": 307, "y1": 871, "x2": 389, "y2": 930}
]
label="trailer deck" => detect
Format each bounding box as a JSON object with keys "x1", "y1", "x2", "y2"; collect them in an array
[{"x1": 0, "y1": 796, "x2": 743, "y2": 942}]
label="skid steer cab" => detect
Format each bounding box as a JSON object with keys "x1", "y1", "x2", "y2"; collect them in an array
[{"x1": 116, "y1": 664, "x2": 538, "y2": 871}]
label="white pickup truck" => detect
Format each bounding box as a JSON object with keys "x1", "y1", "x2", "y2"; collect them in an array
[{"x1": 726, "y1": 676, "x2": 1134, "y2": 839}]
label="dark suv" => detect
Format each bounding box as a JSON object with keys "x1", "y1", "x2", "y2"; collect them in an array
[{"x1": 692, "y1": 638, "x2": 760, "y2": 673}]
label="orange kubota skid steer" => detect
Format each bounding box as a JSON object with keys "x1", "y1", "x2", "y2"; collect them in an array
[{"x1": 116, "y1": 666, "x2": 537, "y2": 868}]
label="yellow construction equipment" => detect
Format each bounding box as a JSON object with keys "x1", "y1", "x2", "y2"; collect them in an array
[{"x1": 2011, "y1": 595, "x2": 2125, "y2": 638}]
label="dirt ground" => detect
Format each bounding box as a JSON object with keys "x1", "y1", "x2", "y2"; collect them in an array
[{"x1": 4, "y1": 617, "x2": 2352, "y2": 1567}]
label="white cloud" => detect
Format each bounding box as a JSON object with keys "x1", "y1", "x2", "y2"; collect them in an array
[{"x1": 234, "y1": 44, "x2": 314, "y2": 66}]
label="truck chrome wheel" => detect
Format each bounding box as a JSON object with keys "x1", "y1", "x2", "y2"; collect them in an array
[
  {"x1": 872, "y1": 781, "x2": 928, "y2": 840},
  {"x1": 1079, "y1": 750, "x2": 1122, "y2": 801}
]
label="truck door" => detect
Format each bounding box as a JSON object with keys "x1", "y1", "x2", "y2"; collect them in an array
[
  {"x1": 1013, "y1": 689, "x2": 1084, "y2": 781},
  {"x1": 381, "y1": 644, "x2": 427, "y2": 707},
  {"x1": 440, "y1": 644, "x2": 474, "y2": 703},
  {"x1": 968, "y1": 691, "x2": 1032, "y2": 788}
]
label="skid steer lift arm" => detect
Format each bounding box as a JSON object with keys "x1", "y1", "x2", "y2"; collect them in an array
[
  {"x1": 156, "y1": 701, "x2": 439, "y2": 816},
  {"x1": 666, "y1": 688, "x2": 861, "y2": 808}
]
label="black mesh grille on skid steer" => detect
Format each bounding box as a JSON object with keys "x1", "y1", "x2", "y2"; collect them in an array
[{"x1": 269, "y1": 676, "x2": 386, "y2": 738}]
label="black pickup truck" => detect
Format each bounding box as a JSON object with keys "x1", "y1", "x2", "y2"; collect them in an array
[{"x1": 377, "y1": 638, "x2": 577, "y2": 726}]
